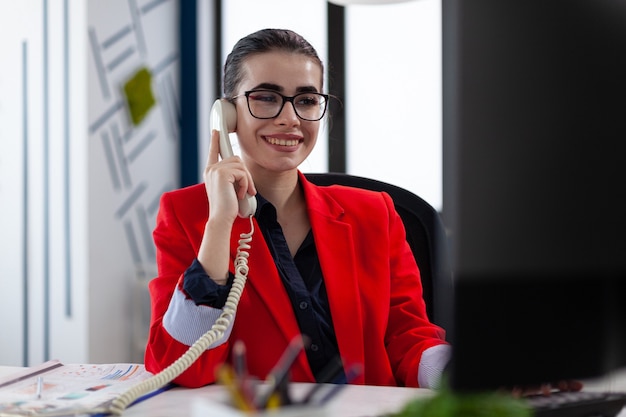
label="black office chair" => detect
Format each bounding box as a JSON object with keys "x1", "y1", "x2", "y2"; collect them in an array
[{"x1": 305, "y1": 172, "x2": 451, "y2": 326}]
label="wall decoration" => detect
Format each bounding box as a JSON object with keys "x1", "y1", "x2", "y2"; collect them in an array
[{"x1": 123, "y1": 67, "x2": 156, "y2": 126}]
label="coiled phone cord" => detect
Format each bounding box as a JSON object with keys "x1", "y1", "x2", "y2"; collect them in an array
[{"x1": 108, "y1": 216, "x2": 255, "y2": 415}]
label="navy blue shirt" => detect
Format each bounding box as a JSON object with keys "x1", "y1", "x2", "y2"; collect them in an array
[{"x1": 183, "y1": 195, "x2": 343, "y2": 382}]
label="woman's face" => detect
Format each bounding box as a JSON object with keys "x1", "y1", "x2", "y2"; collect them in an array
[{"x1": 233, "y1": 50, "x2": 324, "y2": 175}]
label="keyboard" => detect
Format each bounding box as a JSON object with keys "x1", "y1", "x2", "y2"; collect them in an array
[{"x1": 526, "y1": 391, "x2": 626, "y2": 417}]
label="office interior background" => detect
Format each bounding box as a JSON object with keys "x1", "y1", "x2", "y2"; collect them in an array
[{"x1": 0, "y1": 0, "x2": 441, "y2": 366}]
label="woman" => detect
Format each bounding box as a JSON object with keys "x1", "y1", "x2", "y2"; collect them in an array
[{"x1": 144, "y1": 28, "x2": 450, "y2": 389}]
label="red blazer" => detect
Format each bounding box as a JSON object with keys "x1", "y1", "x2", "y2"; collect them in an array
[{"x1": 144, "y1": 171, "x2": 447, "y2": 388}]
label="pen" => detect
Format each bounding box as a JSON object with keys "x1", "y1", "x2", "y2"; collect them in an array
[
  {"x1": 233, "y1": 340, "x2": 247, "y2": 379},
  {"x1": 217, "y1": 365, "x2": 255, "y2": 411},
  {"x1": 36, "y1": 376, "x2": 43, "y2": 400},
  {"x1": 301, "y1": 356, "x2": 344, "y2": 404},
  {"x1": 232, "y1": 340, "x2": 256, "y2": 409},
  {"x1": 0, "y1": 360, "x2": 62, "y2": 390},
  {"x1": 315, "y1": 363, "x2": 363, "y2": 406},
  {"x1": 255, "y1": 335, "x2": 308, "y2": 409}
]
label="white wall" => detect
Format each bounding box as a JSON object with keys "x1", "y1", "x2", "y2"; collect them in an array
[
  {"x1": 86, "y1": 0, "x2": 180, "y2": 363},
  {"x1": 0, "y1": 0, "x2": 89, "y2": 367},
  {"x1": 0, "y1": 0, "x2": 179, "y2": 366}
]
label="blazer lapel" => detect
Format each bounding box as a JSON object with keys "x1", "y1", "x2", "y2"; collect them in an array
[{"x1": 300, "y1": 174, "x2": 366, "y2": 381}]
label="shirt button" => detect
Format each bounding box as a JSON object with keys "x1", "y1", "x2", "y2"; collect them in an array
[
  {"x1": 310, "y1": 344, "x2": 319, "y2": 352},
  {"x1": 299, "y1": 301, "x2": 308, "y2": 310}
]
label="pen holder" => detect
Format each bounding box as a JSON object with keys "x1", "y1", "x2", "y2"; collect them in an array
[{"x1": 191, "y1": 398, "x2": 329, "y2": 417}]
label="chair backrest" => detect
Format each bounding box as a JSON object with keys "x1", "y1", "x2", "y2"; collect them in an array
[{"x1": 305, "y1": 172, "x2": 450, "y2": 325}]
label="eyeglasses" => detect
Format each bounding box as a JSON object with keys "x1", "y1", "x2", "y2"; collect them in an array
[{"x1": 233, "y1": 90, "x2": 329, "y2": 121}]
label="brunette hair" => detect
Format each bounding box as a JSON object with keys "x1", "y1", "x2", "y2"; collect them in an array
[{"x1": 223, "y1": 28, "x2": 324, "y2": 98}]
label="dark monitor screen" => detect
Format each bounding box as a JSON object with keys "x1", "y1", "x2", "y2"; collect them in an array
[{"x1": 441, "y1": 0, "x2": 626, "y2": 391}]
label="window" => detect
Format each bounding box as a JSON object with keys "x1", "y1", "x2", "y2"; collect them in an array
[{"x1": 345, "y1": 1, "x2": 442, "y2": 210}]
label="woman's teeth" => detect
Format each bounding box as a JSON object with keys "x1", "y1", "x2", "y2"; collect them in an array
[{"x1": 266, "y1": 137, "x2": 299, "y2": 146}]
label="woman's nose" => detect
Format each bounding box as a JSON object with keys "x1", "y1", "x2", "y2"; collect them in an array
[{"x1": 275, "y1": 101, "x2": 301, "y2": 126}]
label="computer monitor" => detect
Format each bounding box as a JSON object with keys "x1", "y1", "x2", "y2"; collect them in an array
[{"x1": 441, "y1": 0, "x2": 626, "y2": 391}]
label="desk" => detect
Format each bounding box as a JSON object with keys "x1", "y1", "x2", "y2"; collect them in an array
[
  {"x1": 122, "y1": 376, "x2": 626, "y2": 417},
  {"x1": 122, "y1": 383, "x2": 432, "y2": 417},
  {"x1": 0, "y1": 366, "x2": 432, "y2": 417},
  {"x1": 1, "y1": 366, "x2": 625, "y2": 417}
]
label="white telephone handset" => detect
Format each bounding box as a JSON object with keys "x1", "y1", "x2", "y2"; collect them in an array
[{"x1": 210, "y1": 99, "x2": 257, "y2": 218}]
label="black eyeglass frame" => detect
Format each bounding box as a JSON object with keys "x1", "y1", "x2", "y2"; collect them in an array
[{"x1": 231, "y1": 89, "x2": 330, "y2": 121}]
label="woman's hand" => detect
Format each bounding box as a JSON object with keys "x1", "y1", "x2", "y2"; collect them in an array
[
  {"x1": 197, "y1": 130, "x2": 256, "y2": 283},
  {"x1": 204, "y1": 129, "x2": 256, "y2": 222}
]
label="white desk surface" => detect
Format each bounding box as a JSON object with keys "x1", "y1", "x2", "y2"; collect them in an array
[
  {"x1": 0, "y1": 366, "x2": 431, "y2": 417},
  {"x1": 1, "y1": 366, "x2": 625, "y2": 417},
  {"x1": 127, "y1": 382, "x2": 432, "y2": 417}
]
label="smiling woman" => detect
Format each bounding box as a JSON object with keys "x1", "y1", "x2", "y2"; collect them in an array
[{"x1": 143, "y1": 28, "x2": 450, "y2": 390}]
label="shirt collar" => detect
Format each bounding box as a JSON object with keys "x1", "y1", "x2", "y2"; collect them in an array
[{"x1": 255, "y1": 192, "x2": 276, "y2": 222}]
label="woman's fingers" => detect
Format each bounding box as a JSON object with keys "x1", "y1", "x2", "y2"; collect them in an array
[{"x1": 206, "y1": 129, "x2": 220, "y2": 167}]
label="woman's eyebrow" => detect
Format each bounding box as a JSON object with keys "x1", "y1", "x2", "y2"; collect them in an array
[
  {"x1": 251, "y1": 83, "x2": 282, "y2": 91},
  {"x1": 296, "y1": 86, "x2": 320, "y2": 93},
  {"x1": 249, "y1": 83, "x2": 320, "y2": 93}
]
